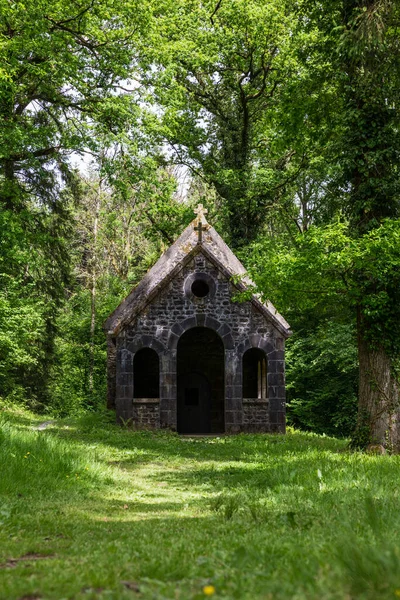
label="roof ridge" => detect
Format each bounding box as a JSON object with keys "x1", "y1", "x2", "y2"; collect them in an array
[{"x1": 104, "y1": 217, "x2": 291, "y2": 337}]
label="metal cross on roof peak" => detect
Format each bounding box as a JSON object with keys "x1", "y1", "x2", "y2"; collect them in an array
[
  {"x1": 194, "y1": 220, "x2": 207, "y2": 244},
  {"x1": 193, "y1": 204, "x2": 208, "y2": 244}
]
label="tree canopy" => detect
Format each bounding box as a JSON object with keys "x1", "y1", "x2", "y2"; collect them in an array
[{"x1": 1, "y1": 0, "x2": 400, "y2": 448}]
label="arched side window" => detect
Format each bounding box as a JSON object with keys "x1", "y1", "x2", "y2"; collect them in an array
[
  {"x1": 243, "y1": 348, "x2": 267, "y2": 399},
  {"x1": 133, "y1": 348, "x2": 159, "y2": 398}
]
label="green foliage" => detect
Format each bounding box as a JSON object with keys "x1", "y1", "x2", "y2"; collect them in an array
[
  {"x1": 331, "y1": 0, "x2": 400, "y2": 230},
  {"x1": 254, "y1": 219, "x2": 400, "y2": 352},
  {"x1": 0, "y1": 0, "x2": 156, "y2": 409},
  {"x1": 0, "y1": 275, "x2": 47, "y2": 404},
  {"x1": 1, "y1": 0, "x2": 400, "y2": 442},
  {"x1": 0, "y1": 204, "x2": 72, "y2": 407},
  {"x1": 104, "y1": 152, "x2": 194, "y2": 247},
  {"x1": 49, "y1": 288, "x2": 111, "y2": 416},
  {"x1": 244, "y1": 216, "x2": 400, "y2": 436},
  {"x1": 143, "y1": 0, "x2": 319, "y2": 246},
  {"x1": 0, "y1": 0, "x2": 148, "y2": 207},
  {"x1": 286, "y1": 321, "x2": 358, "y2": 436}
]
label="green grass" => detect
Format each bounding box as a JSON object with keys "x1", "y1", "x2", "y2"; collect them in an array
[{"x1": 1, "y1": 404, "x2": 400, "y2": 600}]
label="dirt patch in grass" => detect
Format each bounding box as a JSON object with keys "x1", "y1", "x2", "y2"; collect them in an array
[
  {"x1": 0, "y1": 552, "x2": 55, "y2": 569},
  {"x1": 121, "y1": 581, "x2": 141, "y2": 593}
]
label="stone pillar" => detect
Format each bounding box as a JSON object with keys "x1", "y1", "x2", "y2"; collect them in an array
[
  {"x1": 268, "y1": 338, "x2": 286, "y2": 433},
  {"x1": 159, "y1": 350, "x2": 177, "y2": 429},
  {"x1": 106, "y1": 336, "x2": 117, "y2": 410},
  {"x1": 115, "y1": 341, "x2": 134, "y2": 424},
  {"x1": 225, "y1": 350, "x2": 243, "y2": 433}
]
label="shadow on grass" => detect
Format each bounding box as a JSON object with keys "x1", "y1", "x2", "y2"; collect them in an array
[
  {"x1": 3, "y1": 489, "x2": 400, "y2": 600},
  {"x1": 2, "y1": 408, "x2": 400, "y2": 600},
  {"x1": 45, "y1": 421, "x2": 348, "y2": 465},
  {"x1": 3, "y1": 409, "x2": 398, "y2": 506}
]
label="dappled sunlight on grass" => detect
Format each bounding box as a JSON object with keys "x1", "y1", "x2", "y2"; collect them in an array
[{"x1": 2, "y1": 404, "x2": 400, "y2": 599}]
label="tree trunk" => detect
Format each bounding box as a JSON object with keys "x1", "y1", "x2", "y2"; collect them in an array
[
  {"x1": 355, "y1": 308, "x2": 400, "y2": 451},
  {"x1": 88, "y1": 185, "x2": 101, "y2": 399}
]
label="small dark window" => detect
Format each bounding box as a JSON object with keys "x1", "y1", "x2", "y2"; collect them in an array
[
  {"x1": 133, "y1": 348, "x2": 159, "y2": 398},
  {"x1": 243, "y1": 348, "x2": 267, "y2": 398},
  {"x1": 191, "y1": 279, "x2": 209, "y2": 297}
]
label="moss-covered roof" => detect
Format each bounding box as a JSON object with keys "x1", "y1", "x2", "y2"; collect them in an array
[{"x1": 104, "y1": 215, "x2": 291, "y2": 338}]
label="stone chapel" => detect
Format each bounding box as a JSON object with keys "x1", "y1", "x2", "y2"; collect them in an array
[{"x1": 103, "y1": 205, "x2": 291, "y2": 434}]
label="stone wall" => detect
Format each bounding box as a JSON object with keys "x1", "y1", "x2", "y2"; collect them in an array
[
  {"x1": 243, "y1": 398, "x2": 269, "y2": 433},
  {"x1": 111, "y1": 249, "x2": 286, "y2": 433},
  {"x1": 106, "y1": 337, "x2": 117, "y2": 409},
  {"x1": 132, "y1": 399, "x2": 160, "y2": 428}
]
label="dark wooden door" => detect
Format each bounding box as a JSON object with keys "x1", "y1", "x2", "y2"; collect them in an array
[{"x1": 177, "y1": 372, "x2": 211, "y2": 434}]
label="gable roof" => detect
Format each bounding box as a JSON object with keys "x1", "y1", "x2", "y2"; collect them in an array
[{"x1": 104, "y1": 215, "x2": 291, "y2": 338}]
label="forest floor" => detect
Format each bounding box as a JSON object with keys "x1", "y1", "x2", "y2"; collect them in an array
[{"x1": 1, "y1": 404, "x2": 400, "y2": 600}]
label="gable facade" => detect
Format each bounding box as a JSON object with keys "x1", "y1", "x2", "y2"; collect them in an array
[{"x1": 104, "y1": 210, "x2": 290, "y2": 434}]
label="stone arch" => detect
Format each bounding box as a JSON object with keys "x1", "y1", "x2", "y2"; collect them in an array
[
  {"x1": 237, "y1": 334, "x2": 275, "y2": 357},
  {"x1": 167, "y1": 316, "x2": 234, "y2": 350},
  {"x1": 236, "y1": 336, "x2": 275, "y2": 401},
  {"x1": 127, "y1": 335, "x2": 166, "y2": 355}
]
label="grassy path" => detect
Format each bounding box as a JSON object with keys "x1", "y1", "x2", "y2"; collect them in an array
[{"x1": 1, "y1": 405, "x2": 400, "y2": 600}]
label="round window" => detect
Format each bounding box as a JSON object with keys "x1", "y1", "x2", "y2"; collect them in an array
[
  {"x1": 184, "y1": 272, "x2": 216, "y2": 300},
  {"x1": 191, "y1": 279, "x2": 210, "y2": 298}
]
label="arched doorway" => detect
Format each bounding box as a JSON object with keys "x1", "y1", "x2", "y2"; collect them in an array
[{"x1": 177, "y1": 327, "x2": 225, "y2": 434}]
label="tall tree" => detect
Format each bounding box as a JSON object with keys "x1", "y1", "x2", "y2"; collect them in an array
[
  {"x1": 143, "y1": 0, "x2": 309, "y2": 247},
  {"x1": 0, "y1": 0, "x2": 148, "y2": 404},
  {"x1": 335, "y1": 0, "x2": 400, "y2": 449},
  {"x1": 0, "y1": 0, "x2": 148, "y2": 210},
  {"x1": 270, "y1": 0, "x2": 400, "y2": 448}
]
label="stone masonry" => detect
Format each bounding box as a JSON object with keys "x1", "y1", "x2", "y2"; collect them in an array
[{"x1": 104, "y1": 205, "x2": 291, "y2": 434}]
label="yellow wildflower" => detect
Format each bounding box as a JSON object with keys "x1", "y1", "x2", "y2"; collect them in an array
[
  {"x1": 395, "y1": 590, "x2": 400, "y2": 598},
  {"x1": 203, "y1": 585, "x2": 216, "y2": 596}
]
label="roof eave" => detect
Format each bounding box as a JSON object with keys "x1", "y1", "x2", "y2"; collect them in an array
[
  {"x1": 105, "y1": 244, "x2": 291, "y2": 339},
  {"x1": 198, "y1": 245, "x2": 291, "y2": 338}
]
